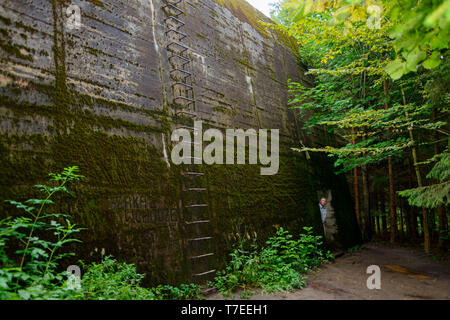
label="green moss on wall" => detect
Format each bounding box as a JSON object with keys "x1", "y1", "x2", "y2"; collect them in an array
[
  {"x1": 0, "y1": 0, "x2": 360, "y2": 287},
  {"x1": 0, "y1": 39, "x2": 33, "y2": 61}
]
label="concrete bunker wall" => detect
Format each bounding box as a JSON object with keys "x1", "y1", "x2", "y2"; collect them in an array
[{"x1": 0, "y1": 0, "x2": 360, "y2": 285}]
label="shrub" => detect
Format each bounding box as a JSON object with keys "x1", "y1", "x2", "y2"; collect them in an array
[
  {"x1": 210, "y1": 227, "x2": 333, "y2": 296},
  {"x1": 80, "y1": 256, "x2": 201, "y2": 300},
  {"x1": 0, "y1": 166, "x2": 84, "y2": 300},
  {"x1": 0, "y1": 166, "x2": 202, "y2": 300}
]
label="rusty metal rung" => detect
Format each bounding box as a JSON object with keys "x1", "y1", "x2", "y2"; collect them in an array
[
  {"x1": 170, "y1": 68, "x2": 192, "y2": 76},
  {"x1": 188, "y1": 237, "x2": 213, "y2": 241},
  {"x1": 187, "y1": 188, "x2": 206, "y2": 191},
  {"x1": 194, "y1": 270, "x2": 216, "y2": 277},
  {"x1": 190, "y1": 253, "x2": 214, "y2": 259},
  {"x1": 176, "y1": 110, "x2": 197, "y2": 118},
  {"x1": 176, "y1": 125, "x2": 198, "y2": 131},
  {"x1": 167, "y1": 41, "x2": 189, "y2": 53},
  {"x1": 185, "y1": 220, "x2": 209, "y2": 224},
  {"x1": 164, "y1": 16, "x2": 185, "y2": 27},
  {"x1": 162, "y1": 3, "x2": 183, "y2": 15},
  {"x1": 185, "y1": 204, "x2": 208, "y2": 208},
  {"x1": 180, "y1": 141, "x2": 200, "y2": 145},
  {"x1": 174, "y1": 99, "x2": 194, "y2": 106},
  {"x1": 184, "y1": 172, "x2": 204, "y2": 176},
  {"x1": 174, "y1": 96, "x2": 195, "y2": 103},
  {"x1": 165, "y1": 29, "x2": 187, "y2": 40},
  {"x1": 172, "y1": 82, "x2": 193, "y2": 89},
  {"x1": 169, "y1": 54, "x2": 191, "y2": 65},
  {"x1": 164, "y1": 0, "x2": 183, "y2": 5}
]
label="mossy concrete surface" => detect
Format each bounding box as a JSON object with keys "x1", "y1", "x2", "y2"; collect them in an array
[{"x1": 0, "y1": 0, "x2": 361, "y2": 286}]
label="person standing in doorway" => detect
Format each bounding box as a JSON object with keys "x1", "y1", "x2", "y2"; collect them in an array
[{"x1": 319, "y1": 197, "x2": 327, "y2": 234}]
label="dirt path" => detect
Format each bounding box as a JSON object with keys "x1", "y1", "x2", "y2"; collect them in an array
[{"x1": 208, "y1": 242, "x2": 450, "y2": 300}]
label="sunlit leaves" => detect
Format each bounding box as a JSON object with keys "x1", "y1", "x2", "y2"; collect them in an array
[
  {"x1": 422, "y1": 51, "x2": 442, "y2": 69},
  {"x1": 277, "y1": 0, "x2": 449, "y2": 80}
]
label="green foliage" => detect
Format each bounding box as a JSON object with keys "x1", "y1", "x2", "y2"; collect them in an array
[
  {"x1": 79, "y1": 256, "x2": 156, "y2": 300},
  {"x1": 279, "y1": 0, "x2": 449, "y2": 79},
  {"x1": 0, "y1": 166, "x2": 202, "y2": 300},
  {"x1": 398, "y1": 151, "x2": 450, "y2": 208},
  {"x1": 271, "y1": 1, "x2": 449, "y2": 221},
  {"x1": 0, "y1": 166, "x2": 84, "y2": 300},
  {"x1": 151, "y1": 283, "x2": 202, "y2": 300},
  {"x1": 80, "y1": 256, "x2": 202, "y2": 300},
  {"x1": 209, "y1": 227, "x2": 333, "y2": 296}
]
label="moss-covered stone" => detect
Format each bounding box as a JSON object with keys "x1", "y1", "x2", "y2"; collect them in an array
[{"x1": 0, "y1": 0, "x2": 360, "y2": 288}]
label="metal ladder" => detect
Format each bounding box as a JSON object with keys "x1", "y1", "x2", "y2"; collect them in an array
[{"x1": 162, "y1": 0, "x2": 216, "y2": 283}]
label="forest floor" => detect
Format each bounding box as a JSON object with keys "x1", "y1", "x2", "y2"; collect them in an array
[{"x1": 207, "y1": 242, "x2": 450, "y2": 300}]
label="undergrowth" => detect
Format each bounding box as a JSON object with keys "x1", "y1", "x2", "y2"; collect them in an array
[
  {"x1": 209, "y1": 227, "x2": 334, "y2": 297},
  {"x1": 0, "y1": 166, "x2": 201, "y2": 300}
]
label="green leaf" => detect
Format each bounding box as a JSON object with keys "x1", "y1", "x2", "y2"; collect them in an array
[
  {"x1": 18, "y1": 289, "x2": 31, "y2": 300},
  {"x1": 422, "y1": 51, "x2": 442, "y2": 69},
  {"x1": 25, "y1": 199, "x2": 55, "y2": 206},
  {"x1": 429, "y1": 34, "x2": 449, "y2": 50},
  {"x1": 385, "y1": 59, "x2": 406, "y2": 80},
  {"x1": 406, "y1": 47, "x2": 426, "y2": 71}
]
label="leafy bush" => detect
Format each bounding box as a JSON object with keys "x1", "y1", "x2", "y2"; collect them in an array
[
  {"x1": 79, "y1": 256, "x2": 156, "y2": 300},
  {"x1": 151, "y1": 283, "x2": 202, "y2": 300},
  {"x1": 210, "y1": 227, "x2": 333, "y2": 296},
  {"x1": 80, "y1": 256, "x2": 201, "y2": 300},
  {"x1": 0, "y1": 166, "x2": 84, "y2": 300},
  {"x1": 0, "y1": 166, "x2": 202, "y2": 300}
]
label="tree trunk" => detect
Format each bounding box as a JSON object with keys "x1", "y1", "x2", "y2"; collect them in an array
[
  {"x1": 403, "y1": 198, "x2": 411, "y2": 239},
  {"x1": 374, "y1": 190, "x2": 380, "y2": 236},
  {"x1": 352, "y1": 128, "x2": 361, "y2": 231},
  {"x1": 362, "y1": 165, "x2": 371, "y2": 240},
  {"x1": 407, "y1": 156, "x2": 418, "y2": 240},
  {"x1": 383, "y1": 79, "x2": 396, "y2": 244},
  {"x1": 402, "y1": 87, "x2": 430, "y2": 253},
  {"x1": 433, "y1": 108, "x2": 448, "y2": 248},
  {"x1": 380, "y1": 188, "x2": 387, "y2": 236}
]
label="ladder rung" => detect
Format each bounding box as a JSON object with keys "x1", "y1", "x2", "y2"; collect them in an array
[
  {"x1": 187, "y1": 188, "x2": 206, "y2": 191},
  {"x1": 185, "y1": 220, "x2": 209, "y2": 225},
  {"x1": 176, "y1": 125, "x2": 198, "y2": 131},
  {"x1": 184, "y1": 172, "x2": 204, "y2": 176},
  {"x1": 174, "y1": 96, "x2": 195, "y2": 103},
  {"x1": 170, "y1": 68, "x2": 192, "y2": 76},
  {"x1": 165, "y1": 29, "x2": 187, "y2": 40},
  {"x1": 167, "y1": 41, "x2": 189, "y2": 53},
  {"x1": 162, "y1": 3, "x2": 183, "y2": 15},
  {"x1": 172, "y1": 82, "x2": 193, "y2": 89},
  {"x1": 169, "y1": 53, "x2": 191, "y2": 64},
  {"x1": 188, "y1": 237, "x2": 213, "y2": 241},
  {"x1": 166, "y1": 0, "x2": 183, "y2": 4},
  {"x1": 194, "y1": 269, "x2": 216, "y2": 277},
  {"x1": 164, "y1": 16, "x2": 185, "y2": 27},
  {"x1": 185, "y1": 204, "x2": 208, "y2": 208},
  {"x1": 175, "y1": 96, "x2": 195, "y2": 102},
  {"x1": 176, "y1": 110, "x2": 197, "y2": 118},
  {"x1": 190, "y1": 253, "x2": 214, "y2": 259}
]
